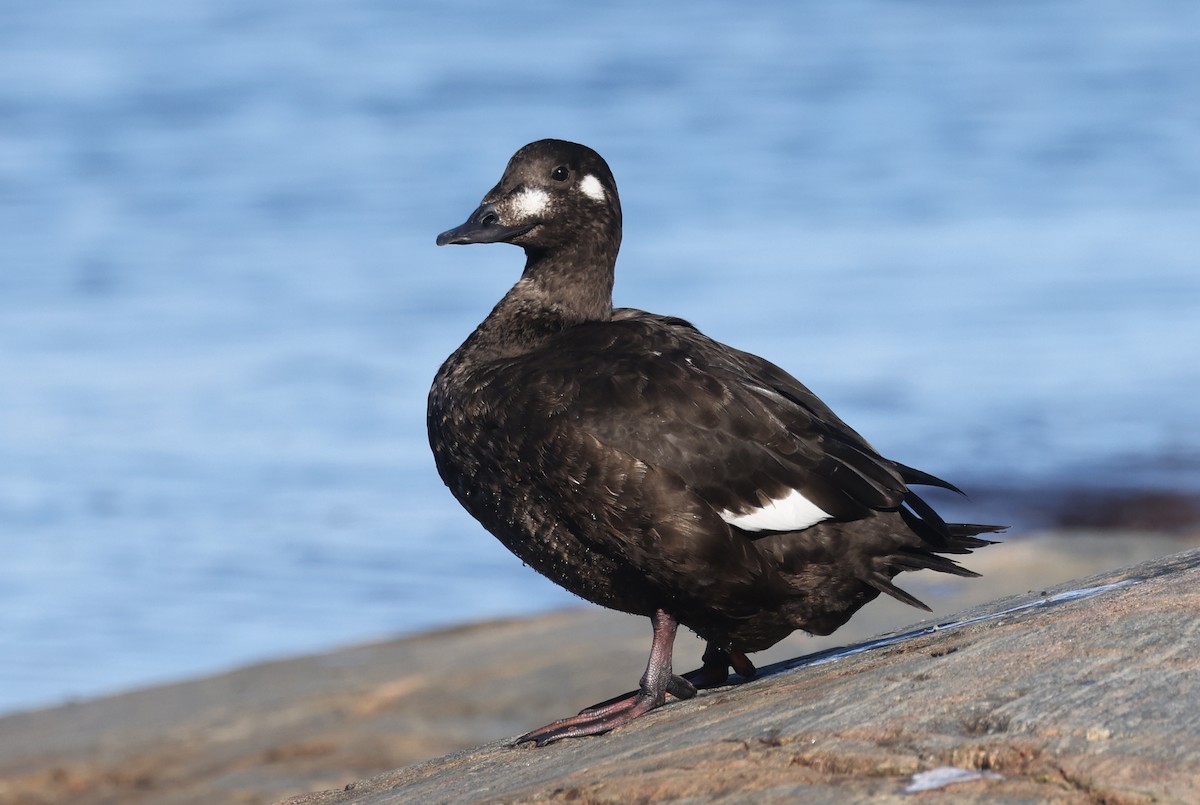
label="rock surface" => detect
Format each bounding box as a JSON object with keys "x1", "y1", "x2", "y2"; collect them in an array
[
  {"x1": 0, "y1": 533, "x2": 1196, "y2": 805},
  {"x1": 285, "y1": 548, "x2": 1200, "y2": 805}
]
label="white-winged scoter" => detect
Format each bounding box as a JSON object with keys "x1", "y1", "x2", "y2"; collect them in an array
[{"x1": 429, "y1": 139, "x2": 1003, "y2": 746}]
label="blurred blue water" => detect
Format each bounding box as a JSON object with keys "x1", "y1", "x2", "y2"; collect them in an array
[{"x1": 1, "y1": 1, "x2": 1198, "y2": 715}]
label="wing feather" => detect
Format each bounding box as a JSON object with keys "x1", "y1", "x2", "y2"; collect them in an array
[{"x1": 502, "y1": 311, "x2": 913, "y2": 529}]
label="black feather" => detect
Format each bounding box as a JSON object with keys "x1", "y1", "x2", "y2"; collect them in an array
[{"x1": 429, "y1": 138, "x2": 1007, "y2": 706}]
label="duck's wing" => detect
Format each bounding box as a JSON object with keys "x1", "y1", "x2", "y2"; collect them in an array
[{"x1": 518, "y1": 311, "x2": 915, "y2": 532}]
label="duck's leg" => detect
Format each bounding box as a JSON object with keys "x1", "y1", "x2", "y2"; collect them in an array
[
  {"x1": 683, "y1": 643, "x2": 758, "y2": 688},
  {"x1": 543, "y1": 640, "x2": 760, "y2": 737},
  {"x1": 515, "y1": 608, "x2": 695, "y2": 746}
]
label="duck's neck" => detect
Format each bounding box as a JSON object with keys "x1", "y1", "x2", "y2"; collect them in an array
[
  {"x1": 461, "y1": 241, "x2": 618, "y2": 359},
  {"x1": 516, "y1": 242, "x2": 617, "y2": 322}
]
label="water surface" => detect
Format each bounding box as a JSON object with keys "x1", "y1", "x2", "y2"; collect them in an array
[{"x1": 2, "y1": 1, "x2": 1198, "y2": 714}]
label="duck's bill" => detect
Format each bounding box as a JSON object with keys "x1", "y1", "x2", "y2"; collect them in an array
[{"x1": 436, "y1": 204, "x2": 535, "y2": 246}]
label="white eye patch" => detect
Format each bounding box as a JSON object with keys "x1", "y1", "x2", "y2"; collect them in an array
[
  {"x1": 512, "y1": 187, "x2": 550, "y2": 219},
  {"x1": 579, "y1": 174, "x2": 606, "y2": 202}
]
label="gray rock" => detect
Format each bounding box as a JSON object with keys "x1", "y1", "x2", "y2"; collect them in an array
[
  {"x1": 2, "y1": 536, "x2": 1196, "y2": 804},
  {"x1": 282, "y1": 549, "x2": 1200, "y2": 805}
]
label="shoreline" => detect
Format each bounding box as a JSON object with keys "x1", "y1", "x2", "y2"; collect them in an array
[
  {"x1": 1, "y1": 527, "x2": 1197, "y2": 804},
  {"x1": 3, "y1": 484, "x2": 1197, "y2": 724},
  {"x1": 287, "y1": 548, "x2": 1200, "y2": 805}
]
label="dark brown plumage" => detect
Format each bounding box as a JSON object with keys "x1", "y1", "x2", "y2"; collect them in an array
[{"x1": 429, "y1": 139, "x2": 1003, "y2": 745}]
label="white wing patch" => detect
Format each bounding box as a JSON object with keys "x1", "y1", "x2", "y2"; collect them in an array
[
  {"x1": 512, "y1": 187, "x2": 550, "y2": 219},
  {"x1": 720, "y1": 488, "x2": 831, "y2": 532},
  {"x1": 579, "y1": 174, "x2": 606, "y2": 202}
]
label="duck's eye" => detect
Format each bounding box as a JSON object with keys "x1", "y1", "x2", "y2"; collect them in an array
[{"x1": 551, "y1": 165, "x2": 570, "y2": 182}]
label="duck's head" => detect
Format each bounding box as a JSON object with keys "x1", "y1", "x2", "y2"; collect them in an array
[{"x1": 437, "y1": 139, "x2": 621, "y2": 257}]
